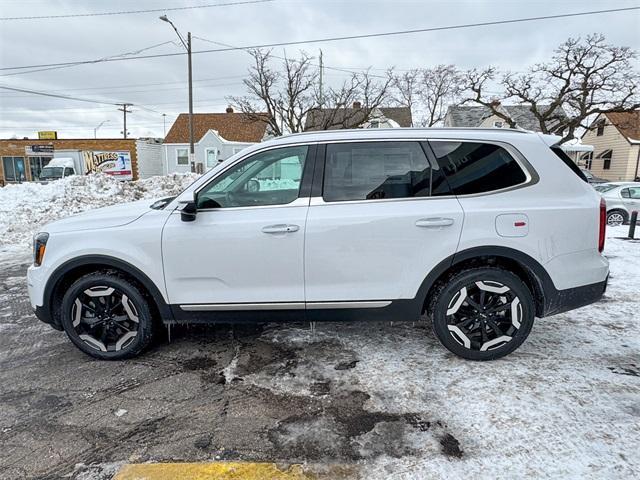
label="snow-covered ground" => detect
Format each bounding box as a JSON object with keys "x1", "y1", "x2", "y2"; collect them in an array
[
  {"x1": 0, "y1": 176, "x2": 638, "y2": 479},
  {"x1": 0, "y1": 173, "x2": 199, "y2": 255}
]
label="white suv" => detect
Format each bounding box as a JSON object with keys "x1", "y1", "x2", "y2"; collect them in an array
[{"x1": 27, "y1": 129, "x2": 609, "y2": 361}]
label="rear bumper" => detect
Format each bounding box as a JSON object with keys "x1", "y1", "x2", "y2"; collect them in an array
[{"x1": 542, "y1": 275, "x2": 608, "y2": 317}]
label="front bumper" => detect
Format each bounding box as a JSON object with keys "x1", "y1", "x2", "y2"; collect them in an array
[
  {"x1": 542, "y1": 275, "x2": 608, "y2": 317},
  {"x1": 28, "y1": 264, "x2": 62, "y2": 331}
]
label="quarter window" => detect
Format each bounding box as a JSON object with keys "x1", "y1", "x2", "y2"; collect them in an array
[
  {"x1": 176, "y1": 148, "x2": 189, "y2": 166},
  {"x1": 322, "y1": 142, "x2": 449, "y2": 202},
  {"x1": 197, "y1": 145, "x2": 308, "y2": 209},
  {"x1": 429, "y1": 141, "x2": 527, "y2": 195}
]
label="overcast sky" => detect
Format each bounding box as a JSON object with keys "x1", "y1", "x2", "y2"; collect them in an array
[{"x1": 1, "y1": 0, "x2": 638, "y2": 139}]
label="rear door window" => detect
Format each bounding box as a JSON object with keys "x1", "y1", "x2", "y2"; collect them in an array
[
  {"x1": 322, "y1": 141, "x2": 450, "y2": 202},
  {"x1": 428, "y1": 141, "x2": 528, "y2": 195}
]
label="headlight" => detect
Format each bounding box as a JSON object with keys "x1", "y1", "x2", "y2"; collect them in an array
[{"x1": 33, "y1": 232, "x2": 49, "y2": 266}]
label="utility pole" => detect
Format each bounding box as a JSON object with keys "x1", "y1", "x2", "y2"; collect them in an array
[
  {"x1": 319, "y1": 49, "x2": 324, "y2": 107},
  {"x1": 160, "y1": 15, "x2": 196, "y2": 172},
  {"x1": 117, "y1": 103, "x2": 132, "y2": 139}
]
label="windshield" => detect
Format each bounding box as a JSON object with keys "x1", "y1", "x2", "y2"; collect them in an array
[
  {"x1": 39, "y1": 167, "x2": 63, "y2": 179},
  {"x1": 594, "y1": 184, "x2": 617, "y2": 193}
]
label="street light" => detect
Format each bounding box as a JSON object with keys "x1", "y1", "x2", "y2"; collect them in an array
[
  {"x1": 94, "y1": 119, "x2": 110, "y2": 139},
  {"x1": 159, "y1": 15, "x2": 196, "y2": 172}
]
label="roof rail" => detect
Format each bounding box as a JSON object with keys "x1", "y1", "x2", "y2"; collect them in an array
[{"x1": 278, "y1": 127, "x2": 535, "y2": 139}]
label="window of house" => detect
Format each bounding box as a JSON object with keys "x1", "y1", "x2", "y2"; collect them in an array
[
  {"x1": 429, "y1": 141, "x2": 527, "y2": 195},
  {"x1": 369, "y1": 120, "x2": 380, "y2": 129},
  {"x1": 493, "y1": 121, "x2": 504, "y2": 128},
  {"x1": 29, "y1": 156, "x2": 51, "y2": 181},
  {"x1": 196, "y1": 145, "x2": 308, "y2": 209},
  {"x1": 596, "y1": 120, "x2": 605, "y2": 136},
  {"x1": 2, "y1": 156, "x2": 26, "y2": 182},
  {"x1": 597, "y1": 149, "x2": 612, "y2": 170},
  {"x1": 580, "y1": 151, "x2": 593, "y2": 170},
  {"x1": 322, "y1": 142, "x2": 449, "y2": 202},
  {"x1": 176, "y1": 148, "x2": 189, "y2": 166}
]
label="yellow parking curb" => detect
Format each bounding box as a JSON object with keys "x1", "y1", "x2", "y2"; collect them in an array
[{"x1": 113, "y1": 462, "x2": 317, "y2": 480}]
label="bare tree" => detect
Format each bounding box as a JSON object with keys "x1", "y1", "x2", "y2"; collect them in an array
[
  {"x1": 229, "y1": 49, "x2": 393, "y2": 135},
  {"x1": 392, "y1": 65, "x2": 463, "y2": 127},
  {"x1": 421, "y1": 65, "x2": 464, "y2": 127},
  {"x1": 466, "y1": 34, "x2": 640, "y2": 142}
]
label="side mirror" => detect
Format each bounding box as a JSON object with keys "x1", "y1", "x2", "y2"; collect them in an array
[{"x1": 180, "y1": 201, "x2": 197, "y2": 222}]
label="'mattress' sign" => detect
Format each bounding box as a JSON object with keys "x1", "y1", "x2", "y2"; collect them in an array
[
  {"x1": 83, "y1": 151, "x2": 133, "y2": 180},
  {"x1": 25, "y1": 145, "x2": 54, "y2": 156}
]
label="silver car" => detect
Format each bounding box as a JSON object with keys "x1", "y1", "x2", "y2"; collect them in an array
[{"x1": 595, "y1": 182, "x2": 640, "y2": 226}]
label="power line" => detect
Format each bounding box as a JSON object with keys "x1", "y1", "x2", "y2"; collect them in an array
[
  {"x1": 1, "y1": 7, "x2": 637, "y2": 72},
  {"x1": 0, "y1": 0, "x2": 274, "y2": 21},
  {"x1": 0, "y1": 85, "x2": 122, "y2": 105}
]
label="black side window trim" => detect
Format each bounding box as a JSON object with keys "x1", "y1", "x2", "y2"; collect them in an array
[{"x1": 316, "y1": 140, "x2": 448, "y2": 202}]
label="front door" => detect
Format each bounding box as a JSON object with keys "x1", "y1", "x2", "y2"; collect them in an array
[
  {"x1": 304, "y1": 141, "x2": 464, "y2": 303},
  {"x1": 162, "y1": 144, "x2": 312, "y2": 307}
]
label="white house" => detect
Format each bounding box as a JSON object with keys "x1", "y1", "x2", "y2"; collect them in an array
[{"x1": 163, "y1": 108, "x2": 268, "y2": 173}]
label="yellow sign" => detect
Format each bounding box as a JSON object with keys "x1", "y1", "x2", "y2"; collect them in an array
[{"x1": 38, "y1": 131, "x2": 57, "y2": 139}]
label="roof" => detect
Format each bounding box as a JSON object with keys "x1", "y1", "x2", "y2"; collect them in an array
[
  {"x1": 445, "y1": 105, "x2": 567, "y2": 132},
  {"x1": 605, "y1": 111, "x2": 640, "y2": 142},
  {"x1": 164, "y1": 112, "x2": 268, "y2": 143},
  {"x1": 304, "y1": 107, "x2": 412, "y2": 130}
]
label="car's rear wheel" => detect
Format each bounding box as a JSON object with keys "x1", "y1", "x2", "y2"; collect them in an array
[
  {"x1": 429, "y1": 267, "x2": 535, "y2": 361},
  {"x1": 60, "y1": 272, "x2": 156, "y2": 360},
  {"x1": 606, "y1": 210, "x2": 627, "y2": 226}
]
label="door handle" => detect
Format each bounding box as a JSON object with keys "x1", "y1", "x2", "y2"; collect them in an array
[
  {"x1": 415, "y1": 217, "x2": 454, "y2": 228},
  {"x1": 262, "y1": 224, "x2": 300, "y2": 234}
]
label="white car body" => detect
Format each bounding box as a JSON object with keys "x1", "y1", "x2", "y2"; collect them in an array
[{"x1": 27, "y1": 128, "x2": 610, "y2": 359}]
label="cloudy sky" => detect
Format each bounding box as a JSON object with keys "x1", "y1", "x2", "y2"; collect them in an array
[{"x1": 0, "y1": 0, "x2": 638, "y2": 139}]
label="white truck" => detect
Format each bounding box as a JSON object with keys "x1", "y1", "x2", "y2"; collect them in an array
[
  {"x1": 39, "y1": 157, "x2": 79, "y2": 181},
  {"x1": 39, "y1": 149, "x2": 134, "y2": 182}
]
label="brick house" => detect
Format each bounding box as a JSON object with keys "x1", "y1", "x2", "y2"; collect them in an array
[{"x1": 0, "y1": 138, "x2": 142, "y2": 185}]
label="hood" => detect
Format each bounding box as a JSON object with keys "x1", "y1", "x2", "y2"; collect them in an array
[{"x1": 43, "y1": 198, "x2": 160, "y2": 234}]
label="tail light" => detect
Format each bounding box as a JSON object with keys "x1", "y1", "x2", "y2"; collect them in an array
[{"x1": 599, "y1": 198, "x2": 606, "y2": 253}]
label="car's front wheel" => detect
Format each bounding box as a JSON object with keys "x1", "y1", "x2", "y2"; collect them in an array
[
  {"x1": 60, "y1": 272, "x2": 156, "y2": 360},
  {"x1": 429, "y1": 267, "x2": 535, "y2": 361}
]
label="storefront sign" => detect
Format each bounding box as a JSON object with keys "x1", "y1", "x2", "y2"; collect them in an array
[
  {"x1": 38, "y1": 131, "x2": 58, "y2": 140},
  {"x1": 83, "y1": 150, "x2": 133, "y2": 180},
  {"x1": 25, "y1": 145, "x2": 54, "y2": 156}
]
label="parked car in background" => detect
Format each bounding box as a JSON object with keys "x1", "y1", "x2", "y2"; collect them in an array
[
  {"x1": 39, "y1": 157, "x2": 77, "y2": 182},
  {"x1": 27, "y1": 128, "x2": 609, "y2": 361},
  {"x1": 595, "y1": 182, "x2": 640, "y2": 225},
  {"x1": 580, "y1": 167, "x2": 609, "y2": 185}
]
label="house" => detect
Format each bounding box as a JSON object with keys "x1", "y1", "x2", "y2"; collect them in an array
[
  {"x1": 444, "y1": 104, "x2": 567, "y2": 134},
  {"x1": 304, "y1": 102, "x2": 412, "y2": 130},
  {"x1": 163, "y1": 108, "x2": 268, "y2": 173},
  {"x1": 580, "y1": 111, "x2": 640, "y2": 181}
]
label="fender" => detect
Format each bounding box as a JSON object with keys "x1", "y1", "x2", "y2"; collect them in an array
[
  {"x1": 413, "y1": 245, "x2": 555, "y2": 318},
  {"x1": 42, "y1": 255, "x2": 174, "y2": 326}
]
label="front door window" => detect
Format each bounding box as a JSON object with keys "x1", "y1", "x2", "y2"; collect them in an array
[{"x1": 197, "y1": 145, "x2": 308, "y2": 209}]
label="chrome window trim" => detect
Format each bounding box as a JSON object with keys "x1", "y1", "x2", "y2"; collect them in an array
[
  {"x1": 179, "y1": 300, "x2": 391, "y2": 311},
  {"x1": 195, "y1": 196, "x2": 310, "y2": 213},
  {"x1": 315, "y1": 138, "x2": 538, "y2": 204}
]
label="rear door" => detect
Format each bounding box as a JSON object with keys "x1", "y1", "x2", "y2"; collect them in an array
[{"x1": 304, "y1": 140, "x2": 464, "y2": 304}]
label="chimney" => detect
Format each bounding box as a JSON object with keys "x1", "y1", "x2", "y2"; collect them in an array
[
  {"x1": 226, "y1": 106, "x2": 234, "y2": 113},
  {"x1": 352, "y1": 101, "x2": 362, "y2": 109}
]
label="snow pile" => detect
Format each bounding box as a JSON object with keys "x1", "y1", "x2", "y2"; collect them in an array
[{"x1": 0, "y1": 173, "x2": 199, "y2": 252}]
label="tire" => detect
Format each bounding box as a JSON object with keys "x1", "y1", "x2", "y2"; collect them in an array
[
  {"x1": 60, "y1": 271, "x2": 156, "y2": 360},
  {"x1": 429, "y1": 267, "x2": 535, "y2": 361},
  {"x1": 606, "y1": 210, "x2": 627, "y2": 227}
]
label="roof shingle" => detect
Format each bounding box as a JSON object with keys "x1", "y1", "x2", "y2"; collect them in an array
[
  {"x1": 605, "y1": 111, "x2": 640, "y2": 141},
  {"x1": 304, "y1": 107, "x2": 412, "y2": 130},
  {"x1": 445, "y1": 105, "x2": 567, "y2": 132},
  {"x1": 164, "y1": 112, "x2": 268, "y2": 143}
]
